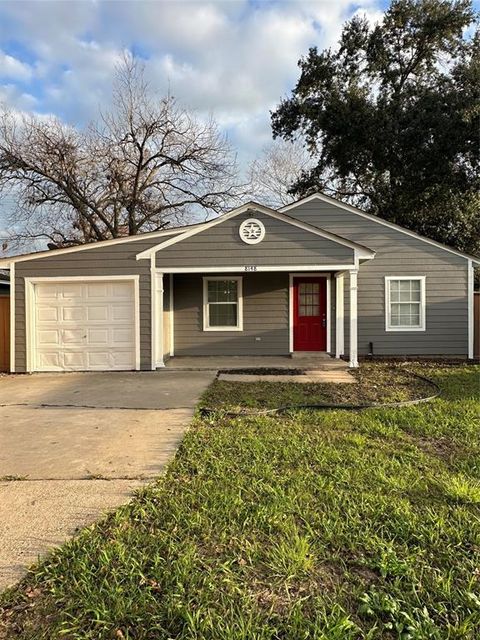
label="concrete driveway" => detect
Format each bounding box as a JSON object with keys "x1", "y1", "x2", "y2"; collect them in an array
[{"x1": 0, "y1": 370, "x2": 215, "y2": 590}]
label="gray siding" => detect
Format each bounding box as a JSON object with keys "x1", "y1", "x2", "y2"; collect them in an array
[
  {"x1": 156, "y1": 210, "x2": 354, "y2": 268},
  {"x1": 13, "y1": 236, "x2": 165, "y2": 372},
  {"x1": 286, "y1": 200, "x2": 469, "y2": 356},
  {"x1": 173, "y1": 272, "x2": 290, "y2": 356}
]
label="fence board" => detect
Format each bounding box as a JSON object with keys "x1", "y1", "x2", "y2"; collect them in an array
[{"x1": 0, "y1": 297, "x2": 9, "y2": 372}]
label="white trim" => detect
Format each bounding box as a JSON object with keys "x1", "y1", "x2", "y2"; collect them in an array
[
  {"x1": 289, "y1": 273, "x2": 331, "y2": 354},
  {"x1": 155, "y1": 270, "x2": 165, "y2": 368},
  {"x1": 169, "y1": 273, "x2": 174, "y2": 357},
  {"x1": 150, "y1": 255, "x2": 157, "y2": 370},
  {"x1": 335, "y1": 272, "x2": 345, "y2": 358},
  {"x1": 281, "y1": 193, "x2": 480, "y2": 265},
  {"x1": 385, "y1": 276, "x2": 426, "y2": 332},
  {"x1": 135, "y1": 201, "x2": 375, "y2": 261},
  {"x1": 202, "y1": 276, "x2": 243, "y2": 332},
  {"x1": 288, "y1": 274, "x2": 294, "y2": 353},
  {"x1": 0, "y1": 226, "x2": 194, "y2": 268},
  {"x1": 468, "y1": 260, "x2": 474, "y2": 359},
  {"x1": 133, "y1": 277, "x2": 141, "y2": 371},
  {"x1": 24, "y1": 275, "x2": 141, "y2": 372},
  {"x1": 9, "y1": 263, "x2": 15, "y2": 372},
  {"x1": 349, "y1": 269, "x2": 358, "y2": 368},
  {"x1": 326, "y1": 275, "x2": 331, "y2": 353},
  {"x1": 25, "y1": 279, "x2": 34, "y2": 373},
  {"x1": 156, "y1": 264, "x2": 356, "y2": 274},
  {"x1": 22, "y1": 275, "x2": 141, "y2": 282}
]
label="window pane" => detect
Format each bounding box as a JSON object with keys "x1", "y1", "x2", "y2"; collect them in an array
[
  {"x1": 411, "y1": 280, "x2": 421, "y2": 291},
  {"x1": 208, "y1": 280, "x2": 237, "y2": 303},
  {"x1": 209, "y1": 303, "x2": 237, "y2": 327},
  {"x1": 390, "y1": 302, "x2": 421, "y2": 327},
  {"x1": 410, "y1": 287, "x2": 421, "y2": 302},
  {"x1": 389, "y1": 279, "x2": 423, "y2": 328}
]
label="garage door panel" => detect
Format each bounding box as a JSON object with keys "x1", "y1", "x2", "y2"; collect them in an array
[
  {"x1": 87, "y1": 328, "x2": 109, "y2": 345},
  {"x1": 63, "y1": 352, "x2": 86, "y2": 368},
  {"x1": 33, "y1": 280, "x2": 137, "y2": 372},
  {"x1": 37, "y1": 329, "x2": 60, "y2": 345},
  {"x1": 111, "y1": 306, "x2": 133, "y2": 321},
  {"x1": 112, "y1": 328, "x2": 134, "y2": 343},
  {"x1": 62, "y1": 328, "x2": 85, "y2": 344},
  {"x1": 87, "y1": 283, "x2": 109, "y2": 297},
  {"x1": 112, "y1": 350, "x2": 136, "y2": 367},
  {"x1": 37, "y1": 307, "x2": 58, "y2": 322},
  {"x1": 38, "y1": 352, "x2": 61, "y2": 369},
  {"x1": 60, "y1": 284, "x2": 83, "y2": 299},
  {"x1": 36, "y1": 286, "x2": 58, "y2": 300},
  {"x1": 86, "y1": 305, "x2": 109, "y2": 321},
  {"x1": 62, "y1": 306, "x2": 85, "y2": 322},
  {"x1": 111, "y1": 282, "x2": 134, "y2": 297}
]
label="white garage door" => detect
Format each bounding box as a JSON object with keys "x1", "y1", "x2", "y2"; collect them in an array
[{"x1": 33, "y1": 280, "x2": 137, "y2": 371}]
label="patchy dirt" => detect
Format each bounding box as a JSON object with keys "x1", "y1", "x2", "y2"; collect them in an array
[
  {"x1": 412, "y1": 436, "x2": 464, "y2": 460},
  {"x1": 201, "y1": 364, "x2": 437, "y2": 411}
]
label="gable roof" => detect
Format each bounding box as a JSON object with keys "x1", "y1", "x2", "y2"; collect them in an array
[
  {"x1": 0, "y1": 222, "x2": 205, "y2": 267},
  {"x1": 281, "y1": 193, "x2": 480, "y2": 265},
  {"x1": 135, "y1": 201, "x2": 376, "y2": 261}
]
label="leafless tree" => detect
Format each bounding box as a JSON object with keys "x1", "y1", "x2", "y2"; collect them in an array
[
  {"x1": 0, "y1": 54, "x2": 244, "y2": 249},
  {"x1": 247, "y1": 138, "x2": 313, "y2": 208}
]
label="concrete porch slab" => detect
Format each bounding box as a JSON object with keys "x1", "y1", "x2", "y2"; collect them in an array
[{"x1": 165, "y1": 355, "x2": 348, "y2": 371}]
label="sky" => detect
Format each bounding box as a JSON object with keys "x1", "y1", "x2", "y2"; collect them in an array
[
  {"x1": 0, "y1": 0, "x2": 434, "y2": 244},
  {"x1": 0, "y1": 0, "x2": 389, "y2": 163}
]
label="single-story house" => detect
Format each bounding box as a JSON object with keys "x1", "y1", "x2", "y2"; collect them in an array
[{"x1": 0, "y1": 192, "x2": 478, "y2": 373}]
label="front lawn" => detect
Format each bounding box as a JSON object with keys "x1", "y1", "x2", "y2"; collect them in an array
[
  {"x1": 203, "y1": 363, "x2": 437, "y2": 409},
  {"x1": 1, "y1": 364, "x2": 479, "y2": 639}
]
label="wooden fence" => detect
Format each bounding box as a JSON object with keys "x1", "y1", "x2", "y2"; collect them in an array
[{"x1": 0, "y1": 297, "x2": 9, "y2": 372}]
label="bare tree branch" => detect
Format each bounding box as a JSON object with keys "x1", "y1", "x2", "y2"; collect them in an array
[
  {"x1": 247, "y1": 139, "x2": 314, "y2": 208},
  {"x1": 0, "y1": 52, "x2": 245, "y2": 249}
]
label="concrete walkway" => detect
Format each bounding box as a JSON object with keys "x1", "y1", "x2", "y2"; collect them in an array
[
  {"x1": 218, "y1": 371, "x2": 355, "y2": 383},
  {"x1": 0, "y1": 371, "x2": 215, "y2": 590}
]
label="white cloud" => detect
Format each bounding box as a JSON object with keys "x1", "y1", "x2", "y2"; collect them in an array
[
  {"x1": 0, "y1": 0, "x2": 384, "y2": 168},
  {"x1": 0, "y1": 50, "x2": 33, "y2": 81}
]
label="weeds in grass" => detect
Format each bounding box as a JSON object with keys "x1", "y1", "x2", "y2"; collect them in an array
[{"x1": 0, "y1": 364, "x2": 479, "y2": 639}]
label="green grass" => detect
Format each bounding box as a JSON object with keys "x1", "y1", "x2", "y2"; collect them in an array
[
  {"x1": 202, "y1": 363, "x2": 436, "y2": 410},
  {"x1": 1, "y1": 365, "x2": 479, "y2": 639}
]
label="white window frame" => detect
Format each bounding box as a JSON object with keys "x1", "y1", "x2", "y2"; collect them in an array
[
  {"x1": 385, "y1": 276, "x2": 426, "y2": 332},
  {"x1": 203, "y1": 277, "x2": 243, "y2": 332}
]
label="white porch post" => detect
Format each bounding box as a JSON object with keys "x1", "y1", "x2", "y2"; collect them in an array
[
  {"x1": 151, "y1": 254, "x2": 165, "y2": 369},
  {"x1": 155, "y1": 271, "x2": 165, "y2": 368},
  {"x1": 335, "y1": 272, "x2": 344, "y2": 359},
  {"x1": 468, "y1": 260, "x2": 474, "y2": 360},
  {"x1": 349, "y1": 269, "x2": 358, "y2": 368}
]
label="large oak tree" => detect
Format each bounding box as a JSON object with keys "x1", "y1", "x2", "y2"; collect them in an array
[{"x1": 272, "y1": 0, "x2": 480, "y2": 257}]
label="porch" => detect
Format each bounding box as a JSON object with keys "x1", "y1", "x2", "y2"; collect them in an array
[
  {"x1": 163, "y1": 353, "x2": 348, "y2": 371},
  {"x1": 153, "y1": 269, "x2": 359, "y2": 369}
]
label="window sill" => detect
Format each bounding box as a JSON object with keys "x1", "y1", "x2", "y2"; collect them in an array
[
  {"x1": 385, "y1": 326, "x2": 426, "y2": 332},
  {"x1": 203, "y1": 326, "x2": 243, "y2": 332}
]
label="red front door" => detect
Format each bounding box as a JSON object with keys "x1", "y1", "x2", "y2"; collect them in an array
[{"x1": 293, "y1": 277, "x2": 327, "y2": 351}]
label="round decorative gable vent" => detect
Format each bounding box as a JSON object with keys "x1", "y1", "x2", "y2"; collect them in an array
[{"x1": 239, "y1": 218, "x2": 265, "y2": 245}]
